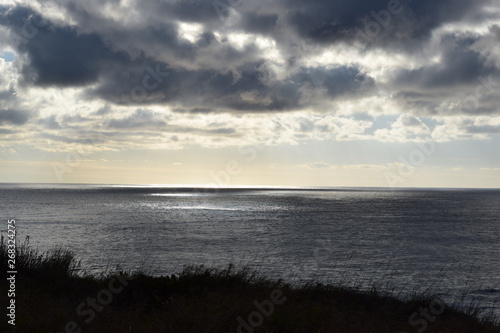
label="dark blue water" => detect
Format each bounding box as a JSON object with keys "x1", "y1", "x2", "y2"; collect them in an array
[{"x1": 1, "y1": 184, "x2": 499, "y2": 317}]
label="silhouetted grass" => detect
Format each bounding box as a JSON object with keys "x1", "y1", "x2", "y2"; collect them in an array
[
  {"x1": 1, "y1": 238, "x2": 499, "y2": 332},
  {"x1": 1, "y1": 235, "x2": 80, "y2": 280}
]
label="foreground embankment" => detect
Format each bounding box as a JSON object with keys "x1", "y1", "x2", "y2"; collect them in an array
[{"x1": 1, "y1": 238, "x2": 499, "y2": 333}]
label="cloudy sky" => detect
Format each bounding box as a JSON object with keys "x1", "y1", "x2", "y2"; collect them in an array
[{"x1": 1, "y1": 0, "x2": 500, "y2": 187}]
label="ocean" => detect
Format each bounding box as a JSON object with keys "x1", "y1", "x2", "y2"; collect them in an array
[{"x1": 1, "y1": 183, "x2": 499, "y2": 317}]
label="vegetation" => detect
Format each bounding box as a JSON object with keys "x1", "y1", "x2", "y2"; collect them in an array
[{"x1": 1, "y1": 236, "x2": 499, "y2": 333}]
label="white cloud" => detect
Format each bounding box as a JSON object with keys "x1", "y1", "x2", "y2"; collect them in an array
[{"x1": 374, "y1": 114, "x2": 431, "y2": 142}]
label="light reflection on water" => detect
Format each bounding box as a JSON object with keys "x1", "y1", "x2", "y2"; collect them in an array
[{"x1": 147, "y1": 193, "x2": 202, "y2": 197}]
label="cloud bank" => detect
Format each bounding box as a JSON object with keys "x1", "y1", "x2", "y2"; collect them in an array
[{"x1": 0, "y1": 0, "x2": 499, "y2": 151}]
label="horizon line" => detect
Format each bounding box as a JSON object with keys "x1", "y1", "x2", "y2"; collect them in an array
[{"x1": 1, "y1": 182, "x2": 499, "y2": 191}]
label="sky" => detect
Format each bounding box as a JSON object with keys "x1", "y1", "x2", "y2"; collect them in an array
[{"x1": 0, "y1": 0, "x2": 500, "y2": 188}]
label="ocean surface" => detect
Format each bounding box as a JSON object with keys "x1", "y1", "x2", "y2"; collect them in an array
[{"x1": 1, "y1": 183, "x2": 500, "y2": 317}]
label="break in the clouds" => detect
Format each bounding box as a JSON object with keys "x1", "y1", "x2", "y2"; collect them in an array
[{"x1": 0, "y1": 0, "x2": 500, "y2": 186}]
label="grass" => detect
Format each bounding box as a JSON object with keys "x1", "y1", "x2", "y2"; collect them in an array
[
  {"x1": 3, "y1": 236, "x2": 80, "y2": 280},
  {"x1": 1, "y1": 237, "x2": 499, "y2": 333}
]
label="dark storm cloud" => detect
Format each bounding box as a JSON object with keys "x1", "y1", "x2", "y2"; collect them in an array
[
  {"x1": 292, "y1": 66, "x2": 374, "y2": 98},
  {"x1": 0, "y1": 6, "x2": 129, "y2": 86},
  {"x1": 1, "y1": 0, "x2": 497, "y2": 116},
  {"x1": 1, "y1": 5, "x2": 290, "y2": 112},
  {"x1": 25, "y1": 30, "x2": 117, "y2": 86},
  {"x1": 240, "y1": 13, "x2": 279, "y2": 35},
  {"x1": 0, "y1": 109, "x2": 32, "y2": 125},
  {"x1": 93, "y1": 60, "x2": 278, "y2": 110},
  {"x1": 152, "y1": 0, "x2": 228, "y2": 24},
  {"x1": 59, "y1": 1, "x2": 262, "y2": 68},
  {"x1": 95, "y1": 61, "x2": 373, "y2": 111},
  {"x1": 393, "y1": 88, "x2": 500, "y2": 117},
  {"x1": 0, "y1": 5, "x2": 41, "y2": 28},
  {"x1": 284, "y1": 0, "x2": 491, "y2": 46},
  {"x1": 385, "y1": 31, "x2": 500, "y2": 116},
  {"x1": 394, "y1": 35, "x2": 495, "y2": 88}
]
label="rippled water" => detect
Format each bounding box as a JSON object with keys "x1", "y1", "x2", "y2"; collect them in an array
[{"x1": 1, "y1": 184, "x2": 499, "y2": 316}]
